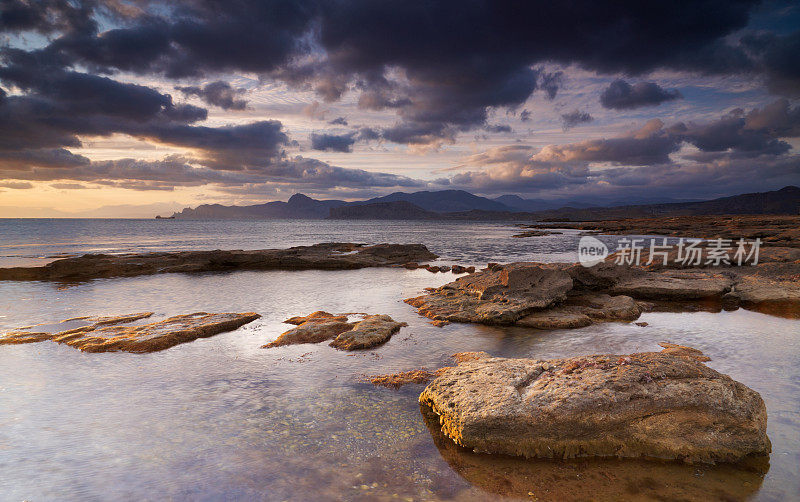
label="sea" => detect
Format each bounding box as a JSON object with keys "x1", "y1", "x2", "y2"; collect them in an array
[{"x1": 0, "y1": 219, "x2": 798, "y2": 501}]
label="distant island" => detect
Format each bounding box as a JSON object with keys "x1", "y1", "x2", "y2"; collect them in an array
[{"x1": 160, "y1": 186, "x2": 800, "y2": 221}]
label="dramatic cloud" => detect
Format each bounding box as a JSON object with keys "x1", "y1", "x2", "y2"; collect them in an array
[
  {"x1": 4, "y1": 0, "x2": 795, "y2": 147},
  {"x1": 176, "y1": 81, "x2": 247, "y2": 110},
  {"x1": 448, "y1": 102, "x2": 800, "y2": 198},
  {"x1": 600, "y1": 80, "x2": 682, "y2": 110},
  {"x1": 1, "y1": 0, "x2": 799, "y2": 206},
  {"x1": 310, "y1": 132, "x2": 356, "y2": 153},
  {"x1": 560, "y1": 110, "x2": 594, "y2": 130}
]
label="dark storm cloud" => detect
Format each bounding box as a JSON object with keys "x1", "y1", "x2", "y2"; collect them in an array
[
  {"x1": 329, "y1": 117, "x2": 348, "y2": 126},
  {"x1": 600, "y1": 80, "x2": 682, "y2": 110},
  {"x1": 5, "y1": 0, "x2": 795, "y2": 146},
  {"x1": 560, "y1": 110, "x2": 594, "y2": 130},
  {"x1": 310, "y1": 132, "x2": 356, "y2": 153},
  {"x1": 0, "y1": 0, "x2": 96, "y2": 35},
  {"x1": 176, "y1": 81, "x2": 247, "y2": 110}
]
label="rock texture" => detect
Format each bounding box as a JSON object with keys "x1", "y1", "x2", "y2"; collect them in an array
[
  {"x1": 263, "y1": 311, "x2": 406, "y2": 350},
  {"x1": 0, "y1": 243, "x2": 438, "y2": 282},
  {"x1": 420, "y1": 351, "x2": 770, "y2": 464},
  {"x1": 406, "y1": 257, "x2": 800, "y2": 328},
  {"x1": 367, "y1": 369, "x2": 439, "y2": 389},
  {"x1": 0, "y1": 312, "x2": 260, "y2": 352},
  {"x1": 421, "y1": 405, "x2": 767, "y2": 502}
]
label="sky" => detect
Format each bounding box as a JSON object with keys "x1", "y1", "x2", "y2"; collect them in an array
[{"x1": 0, "y1": 0, "x2": 799, "y2": 217}]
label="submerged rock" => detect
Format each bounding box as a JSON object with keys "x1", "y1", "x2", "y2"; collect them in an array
[
  {"x1": 0, "y1": 312, "x2": 260, "y2": 353},
  {"x1": 367, "y1": 369, "x2": 439, "y2": 389},
  {"x1": 263, "y1": 312, "x2": 407, "y2": 350},
  {"x1": 329, "y1": 314, "x2": 407, "y2": 350},
  {"x1": 420, "y1": 351, "x2": 770, "y2": 464},
  {"x1": 0, "y1": 242, "x2": 438, "y2": 282}
]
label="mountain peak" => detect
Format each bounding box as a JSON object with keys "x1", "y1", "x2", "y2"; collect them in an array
[{"x1": 288, "y1": 193, "x2": 314, "y2": 203}]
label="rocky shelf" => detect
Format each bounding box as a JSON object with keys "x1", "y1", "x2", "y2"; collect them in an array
[
  {"x1": 405, "y1": 249, "x2": 800, "y2": 328},
  {"x1": 0, "y1": 243, "x2": 438, "y2": 282},
  {"x1": 0, "y1": 311, "x2": 260, "y2": 353}
]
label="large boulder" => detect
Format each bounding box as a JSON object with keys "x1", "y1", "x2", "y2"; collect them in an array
[
  {"x1": 405, "y1": 263, "x2": 573, "y2": 325},
  {"x1": 0, "y1": 312, "x2": 260, "y2": 353},
  {"x1": 420, "y1": 351, "x2": 770, "y2": 464}
]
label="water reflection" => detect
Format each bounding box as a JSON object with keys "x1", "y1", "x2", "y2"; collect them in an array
[
  {"x1": 0, "y1": 265, "x2": 797, "y2": 500},
  {"x1": 421, "y1": 405, "x2": 768, "y2": 501}
]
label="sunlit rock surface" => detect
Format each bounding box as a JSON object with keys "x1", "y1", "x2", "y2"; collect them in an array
[
  {"x1": 0, "y1": 312, "x2": 260, "y2": 353},
  {"x1": 263, "y1": 311, "x2": 407, "y2": 351},
  {"x1": 420, "y1": 350, "x2": 770, "y2": 464},
  {"x1": 406, "y1": 258, "x2": 800, "y2": 328}
]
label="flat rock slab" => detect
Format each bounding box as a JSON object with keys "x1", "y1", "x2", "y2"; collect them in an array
[
  {"x1": 0, "y1": 312, "x2": 260, "y2": 353},
  {"x1": 609, "y1": 270, "x2": 734, "y2": 300},
  {"x1": 406, "y1": 260, "x2": 800, "y2": 328},
  {"x1": 263, "y1": 311, "x2": 406, "y2": 350},
  {"x1": 420, "y1": 351, "x2": 770, "y2": 464},
  {"x1": 405, "y1": 263, "x2": 574, "y2": 325},
  {"x1": 0, "y1": 243, "x2": 438, "y2": 282}
]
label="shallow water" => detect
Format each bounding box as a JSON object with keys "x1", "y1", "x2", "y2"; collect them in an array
[{"x1": 0, "y1": 220, "x2": 798, "y2": 501}]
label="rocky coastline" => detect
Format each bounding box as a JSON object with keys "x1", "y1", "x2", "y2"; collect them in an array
[{"x1": 0, "y1": 242, "x2": 437, "y2": 282}]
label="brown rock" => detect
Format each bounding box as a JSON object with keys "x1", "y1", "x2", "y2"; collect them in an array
[
  {"x1": 609, "y1": 269, "x2": 734, "y2": 300},
  {"x1": 1, "y1": 312, "x2": 260, "y2": 353},
  {"x1": 515, "y1": 293, "x2": 643, "y2": 329},
  {"x1": 421, "y1": 405, "x2": 767, "y2": 501},
  {"x1": 367, "y1": 369, "x2": 438, "y2": 389},
  {"x1": 329, "y1": 314, "x2": 408, "y2": 350},
  {"x1": 511, "y1": 230, "x2": 560, "y2": 238},
  {"x1": 263, "y1": 312, "x2": 407, "y2": 350},
  {"x1": 0, "y1": 242, "x2": 438, "y2": 282},
  {"x1": 658, "y1": 342, "x2": 711, "y2": 362},
  {"x1": 420, "y1": 352, "x2": 770, "y2": 464},
  {"x1": 429, "y1": 320, "x2": 450, "y2": 327}
]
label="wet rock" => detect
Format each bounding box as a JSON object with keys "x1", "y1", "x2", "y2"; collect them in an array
[
  {"x1": 402, "y1": 262, "x2": 420, "y2": 270},
  {"x1": 635, "y1": 321, "x2": 649, "y2": 327},
  {"x1": 609, "y1": 270, "x2": 734, "y2": 300},
  {"x1": 658, "y1": 342, "x2": 711, "y2": 362},
  {"x1": 0, "y1": 242, "x2": 438, "y2": 282},
  {"x1": 512, "y1": 230, "x2": 560, "y2": 238},
  {"x1": 367, "y1": 369, "x2": 438, "y2": 389},
  {"x1": 264, "y1": 312, "x2": 354, "y2": 347},
  {"x1": 516, "y1": 293, "x2": 643, "y2": 329},
  {"x1": 438, "y1": 265, "x2": 451, "y2": 273},
  {"x1": 0, "y1": 312, "x2": 260, "y2": 353},
  {"x1": 329, "y1": 314, "x2": 408, "y2": 350},
  {"x1": 429, "y1": 320, "x2": 450, "y2": 327},
  {"x1": 421, "y1": 405, "x2": 768, "y2": 501},
  {"x1": 263, "y1": 312, "x2": 406, "y2": 350},
  {"x1": 450, "y1": 265, "x2": 475, "y2": 274},
  {"x1": 420, "y1": 351, "x2": 770, "y2": 464}
]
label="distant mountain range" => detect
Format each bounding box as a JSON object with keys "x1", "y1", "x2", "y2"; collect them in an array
[{"x1": 166, "y1": 186, "x2": 799, "y2": 220}]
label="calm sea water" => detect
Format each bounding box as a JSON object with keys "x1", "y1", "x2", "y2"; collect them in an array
[{"x1": 0, "y1": 219, "x2": 797, "y2": 501}]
